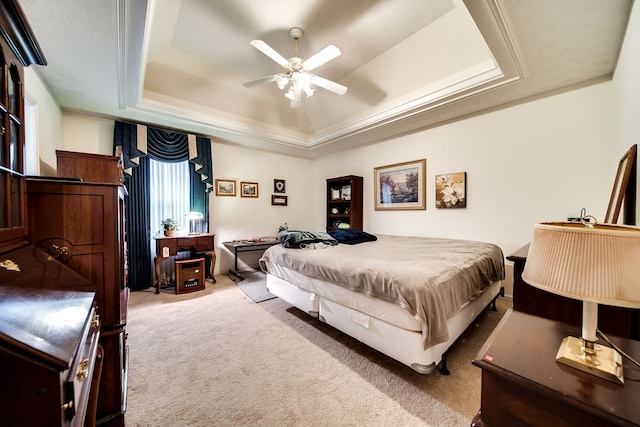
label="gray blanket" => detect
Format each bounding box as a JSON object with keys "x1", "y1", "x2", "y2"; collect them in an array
[{"x1": 259, "y1": 234, "x2": 505, "y2": 349}]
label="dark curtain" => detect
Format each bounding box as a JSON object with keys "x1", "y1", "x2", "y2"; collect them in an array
[
  {"x1": 114, "y1": 121, "x2": 213, "y2": 291},
  {"x1": 190, "y1": 136, "x2": 212, "y2": 220}
]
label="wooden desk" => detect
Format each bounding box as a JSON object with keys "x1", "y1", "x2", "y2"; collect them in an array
[
  {"x1": 473, "y1": 309, "x2": 640, "y2": 426},
  {"x1": 154, "y1": 233, "x2": 216, "y2": 293},
  {"x1": 222, "y1": 239, "x2": 279, "y2": 280}
]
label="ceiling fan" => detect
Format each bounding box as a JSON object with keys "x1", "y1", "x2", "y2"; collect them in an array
[{"x1": 243, "y1": 27, "x2": 347, "y2": 108}]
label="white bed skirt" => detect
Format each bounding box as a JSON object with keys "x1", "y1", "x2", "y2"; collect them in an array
[{"x1": 266, "y1": 272, "x2": 502, "y2": 374}]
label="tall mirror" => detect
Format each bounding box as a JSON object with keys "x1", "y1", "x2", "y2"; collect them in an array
[{"x1": 605, "y1": 144, "x2": 637, "y2": 225}]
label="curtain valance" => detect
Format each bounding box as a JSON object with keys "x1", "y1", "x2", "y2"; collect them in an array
[{"x1": 114, "y1": 121, "x2": 213, "y2": 191}]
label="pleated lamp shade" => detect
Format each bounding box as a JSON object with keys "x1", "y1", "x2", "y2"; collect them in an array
[{"x1": 522, "y1": 222, "x2": 640, "y2": 308}]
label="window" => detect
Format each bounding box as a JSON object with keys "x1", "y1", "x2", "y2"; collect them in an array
[{"x1": 149, "y1": 159, "x2": 190, "y2": 236}]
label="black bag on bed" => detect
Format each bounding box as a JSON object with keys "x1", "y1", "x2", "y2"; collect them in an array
[
  {"x1": 327, "y1": 228, "x2": 377, "y2": 245},
  {"x1": 278, "y1": 230, "x2": 338, "y2": 248}
]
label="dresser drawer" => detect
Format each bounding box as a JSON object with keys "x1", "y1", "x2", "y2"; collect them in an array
[
  {"x1": 197, "y1": 236, "x2": 214, "y2": 251},
  {"x1": 63, "y1": 305, "x2": 101, "y2": 424}
]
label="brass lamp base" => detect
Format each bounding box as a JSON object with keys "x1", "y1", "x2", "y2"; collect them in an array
[{"x1": 556, "y1": 336, "x2": 624, "y2": 385}]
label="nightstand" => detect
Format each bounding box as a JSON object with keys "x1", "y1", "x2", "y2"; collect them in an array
[{"x1": 472, "y1": 309, "x2": 640, "y2": 426}]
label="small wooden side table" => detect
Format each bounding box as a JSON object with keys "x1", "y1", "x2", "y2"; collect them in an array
[{"x1": 472, "y1": 309, "x2": 640, "y2": 426}]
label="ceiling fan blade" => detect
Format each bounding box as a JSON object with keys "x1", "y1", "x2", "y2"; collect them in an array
[
  {"x1": 302, "y1": 45, "x2": 341, "y2": 71},
  {"x1": 250, "y1": 40, "x2": 290, "y2": 68},
  {"x1": 243, "y1": 74, "x2": 279, "y2": 88},
  {"x1": 310, "y1": 75, "x2": 348, "y2": 95}
]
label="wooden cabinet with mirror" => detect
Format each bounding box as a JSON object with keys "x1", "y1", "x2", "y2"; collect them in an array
[{"x1": 0, "y1": 2, "x2": 106, "y2": 427}]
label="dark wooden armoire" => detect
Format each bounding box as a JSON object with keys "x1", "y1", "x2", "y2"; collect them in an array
[{"x1": 27, "y1": 150, "x2": 130, "y2": 426}]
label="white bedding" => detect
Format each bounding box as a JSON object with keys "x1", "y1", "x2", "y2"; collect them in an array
[
  {"x1": 260, "y1": 234, "x2": 505, "y2": 349},
  {"x1": 265, "y1": 261, "x2": 421, "y2": 331},
  {"x1": 265, "y1": 271, "x2": 503, "y2": 374}
]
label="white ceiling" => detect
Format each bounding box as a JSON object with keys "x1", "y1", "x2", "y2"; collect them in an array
[{"x1": 19, "y1": 0, "x2": 633, "y2": 158}]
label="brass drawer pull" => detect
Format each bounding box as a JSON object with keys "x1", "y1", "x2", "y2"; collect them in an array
[
  {"x1": 76, "y1": 358, "x2": 89, "y2": 381},
  {"x1": 43, "y1": 244, "x2": 69, "y2": 258},
  {"x1": 91, "y1": 313, "x2": 100, "y2": 331},
  {"x1": 61, "y1": 400, "x2": 73, "y2": 410}
]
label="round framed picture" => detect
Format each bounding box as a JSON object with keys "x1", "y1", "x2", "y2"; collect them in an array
[{"x1": 331, "y1": 207, "x2": 339, "y2": 214}]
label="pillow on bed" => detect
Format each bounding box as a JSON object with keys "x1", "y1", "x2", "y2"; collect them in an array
[
  {"x1": 327, "y1": 228, "x2": 377, "y2": 245},
  {"x1": 278, "y1": 230, "x2": 338, "y2": 248}
]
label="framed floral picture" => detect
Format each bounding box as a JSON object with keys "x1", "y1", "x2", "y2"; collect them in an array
[
  {"x1": 215, "y1": 179, "x2": 236, "y2": 196},
  {"x1": 240, "y1": 181, "x2": 259, "y2": 198},
  {"x1": 435, "y1": 172, "x2": 466, "y2": 208},
  {"x1": 374, "y1": 159, "x2": 426, "y2": 210}
]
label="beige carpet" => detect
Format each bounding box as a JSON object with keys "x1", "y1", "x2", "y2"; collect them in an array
[{"x1": 125, "y1": 275, "x2": 511, "y2": 426}]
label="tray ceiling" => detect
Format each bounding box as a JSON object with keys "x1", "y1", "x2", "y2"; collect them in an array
[{"x1": 19, "y1": 0, "x2": 633, "y2": 158}]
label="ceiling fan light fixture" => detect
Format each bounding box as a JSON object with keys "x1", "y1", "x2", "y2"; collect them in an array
[
  {"x1": 304, "y1": 86, "x2": 315, "y2": 98},
  {"x1": 276, "y1": 75, "x2": 289, "y2": 89},
  {"x1": 284, "y1": 88, "x2": 296, "y2": 101},
  {"x1": 244, "y1": 27, "x2": 346, "y2": 107}
]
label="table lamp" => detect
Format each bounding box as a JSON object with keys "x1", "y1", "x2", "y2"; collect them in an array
[
  {"x1": 185, "y1": 212, "x2": 204, "y2": 235},
  {"x1": 522, "y1": 218, "x2": 640, "y2": 384}
]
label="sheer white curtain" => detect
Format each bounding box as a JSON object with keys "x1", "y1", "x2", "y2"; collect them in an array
[
  {"x1": 149, "y1": 159, "x2": 190, "y2": 284},
  {"x1": 149, "y1": 159, "x2": 191, "y2": 236}
]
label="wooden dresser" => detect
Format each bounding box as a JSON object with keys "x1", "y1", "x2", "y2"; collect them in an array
[
  {"x1": 0, "y1": 3, "x2": 104, "y2": 425},
  {"x1": 26, "y1": 150, "x2": 130, "y2": 425},
  {"x1": 0, "y1": 246, "x2": 102, "y2": 427}
]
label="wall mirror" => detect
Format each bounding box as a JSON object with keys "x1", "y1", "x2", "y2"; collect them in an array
[{"x1": 604, "y1": 144, "x2": 637, "y2": 224}]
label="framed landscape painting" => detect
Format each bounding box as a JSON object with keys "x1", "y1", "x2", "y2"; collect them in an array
[
  {"x1": 374, "y1": 159, "x2": 426, "y2": 210},
  {"x1": 215, "y1": 179, "x2": 236, "y2": 196},
  {"x1": 240, "y1": 181, "x2": 259, "y2": 198}
]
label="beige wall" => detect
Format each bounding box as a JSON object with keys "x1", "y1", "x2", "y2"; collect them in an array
[
  {"x1": 24, "y1": 67, "x2": 63, "y2": 175},
  {"x1": 25, "y1": 4, "x2": 639, "y2": 288},
  {"x1": 611, "y1": 1, "x2": 640, "y2": 213}
]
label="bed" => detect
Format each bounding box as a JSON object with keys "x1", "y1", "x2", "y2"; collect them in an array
[{"x1": 259, "y1": 231, "x2": 505, "y2": 375}]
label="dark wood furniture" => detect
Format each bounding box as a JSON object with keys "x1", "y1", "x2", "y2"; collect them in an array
[
  {"x1": 222, "y1": 239, "x2": 280, "y2": 280},
  {"x1": 326, "y1": 175, "x2": 363, "y2": 230},
  {"x1": 0, "y1": 3, "x2": 104, "y2": 426},
  {"x1": 0, "y1": 246, "x2": 101, "y2": 427},
  {"x1": 154, "y1": 233, "x2": 216, "y2": 293},
  {"x1": 508, "y1": 244, "x2": 639, "y2": 340},
  {"x1": 175, "y1": 257, "x2": 206, "y2": 294},
  {"x1": 605, "y1": 144, "x2": 636, "y2": 225},
  {"x1": 56, "y1": 149, "x2": 124, "y2": 185},
  {"x1": 27, "y1": 178, "x2": 129, "y2": 426},
  {"x1": 472, "y1": 309, "x2": 640, "y2": 426}
]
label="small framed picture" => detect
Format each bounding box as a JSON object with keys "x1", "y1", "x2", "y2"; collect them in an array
[
  {"x1": 271, "y1": 195, "x2": 288, "y2": 206},
  {"x1": 240, "y1": 181, "x2": 259, "y2": 198},
  {"x1": 274, "y1": 179, "x2": 286, "y2": 193},
  {"x1": 331, "y1": 188, "x2": 341, "y2": 200},
  {"x1": 435, "y1": 172, "x2": 466, "y2": 208},
  {"x1": 341, "y1": 185, "x2": 351, "y2": 200},
  {"x1": 215, "y1": 179, "x2": 236, "y2": 196}
]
